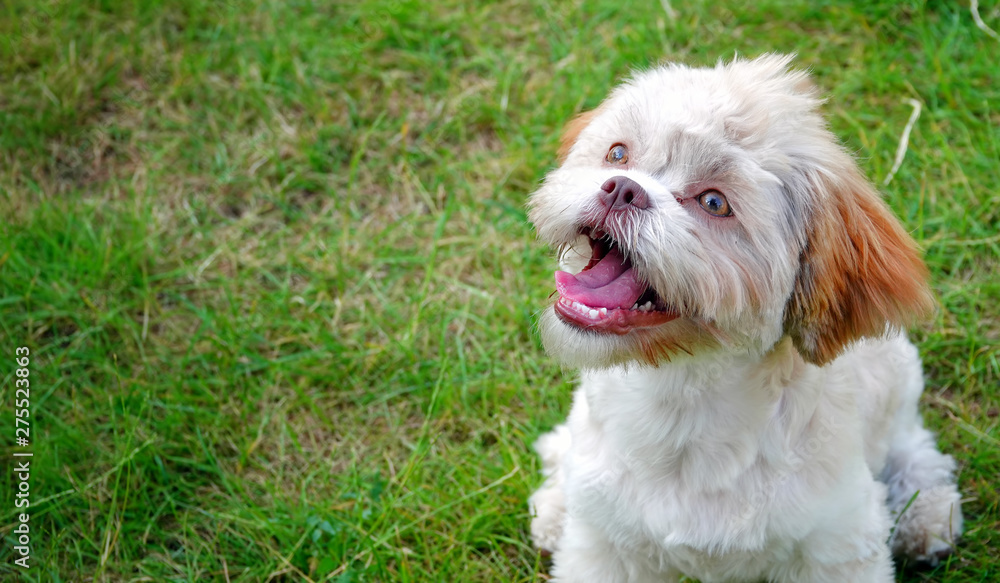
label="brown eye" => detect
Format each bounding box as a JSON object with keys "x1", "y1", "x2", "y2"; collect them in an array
[
  {"x1": 697, "y1": 190, "x2": 732, "y2": 217},
  {"x1": 605, "y1": 144, "x2": 629, "y2": 164}
]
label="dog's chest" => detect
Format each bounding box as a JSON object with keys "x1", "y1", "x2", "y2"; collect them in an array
[
  {"x1": 566, "y1": 388, "x2": 813, "y2": 579},
  {"x1": 569, "y1": 447, "x2": 781, "y2": 543},
  {"x1": 569, "y1": 453, "x2": 798, "y2": 580}
]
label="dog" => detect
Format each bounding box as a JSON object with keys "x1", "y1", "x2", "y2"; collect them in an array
[{"x1": 526, "y1": 55, "x2": 962, "y2": 582}]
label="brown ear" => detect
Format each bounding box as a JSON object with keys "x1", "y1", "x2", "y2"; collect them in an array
[
  {"x1": 784, "y1": 164, "x2": 935, "y2": 365},
  {"x1": 557, "y1": 109, "x2": 600, "y2": 163}
]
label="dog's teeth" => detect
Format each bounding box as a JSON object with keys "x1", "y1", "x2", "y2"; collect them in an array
[
  {"x1": 563, "y1": 299, "x2": 608, "y2": 318},
  {"x1": 644, "y1": 301, "x2": 653, "y2": 312},
  {"x1": 631, "y1": 303, "x2": 639, "y2": 310}
]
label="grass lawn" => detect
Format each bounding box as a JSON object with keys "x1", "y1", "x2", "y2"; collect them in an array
[{"x1": 0, "y1": 0, "x2": 997, "y2": 580}]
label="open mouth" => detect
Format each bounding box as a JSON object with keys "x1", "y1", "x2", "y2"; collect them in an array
[{"x1": 553, "y1": 228, "x2": 678, "y2": 334}]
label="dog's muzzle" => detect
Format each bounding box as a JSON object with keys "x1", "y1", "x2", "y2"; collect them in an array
[{"x1": 552, "y1": 176, "x2": 678, "y2": 335}]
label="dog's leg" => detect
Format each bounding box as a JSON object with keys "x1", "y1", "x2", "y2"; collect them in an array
[
  {"x1": 550, "y1": 515, "x2": 677, "y2": 583},
  {"x1": 528, "y1": 424, "x2": 572, "y2": 554},
  {"x1": 529, "y1": 426, "x2": 675, "y2": 581},
  {"x1": 870, "y1": 344, "x2": 964, "y2": 564},
  {"x1": 881, "y1": 424, "x2": 963, "y2": 564},
  {"x1": 768, "y1": 474, "x2": 896, "y2": 583},
  {"x1": 771, "y1": 550, "x2": 894, "y2": 583}
]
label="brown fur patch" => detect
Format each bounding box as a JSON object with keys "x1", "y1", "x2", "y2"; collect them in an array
[
  {"x1": 631, "y1": 321, "x2": 721, "y2": 367},
  {"x1": 784, "y1": 162, "x2": 935, "y2": 365},
  {"x1": 557, "y1": 109, "x2": 600, "y2": 163}
]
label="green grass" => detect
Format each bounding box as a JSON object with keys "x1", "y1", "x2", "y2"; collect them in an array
[{"x1": 0, "y1": 0, "x2": 997, "y2": 580}]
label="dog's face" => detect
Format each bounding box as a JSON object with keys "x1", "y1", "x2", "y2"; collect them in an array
[{"x1": 529, "y1": 55, "x2": 934, "y2": 368}]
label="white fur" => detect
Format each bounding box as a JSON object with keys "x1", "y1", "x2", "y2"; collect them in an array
[{"x1": 527, "y1": 55, "x2": 962, "y2": 582}]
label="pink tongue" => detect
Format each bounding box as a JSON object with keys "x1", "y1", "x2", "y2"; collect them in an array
[{"x1": 555, "y1": 246, "x2": 647, "y2": 309}]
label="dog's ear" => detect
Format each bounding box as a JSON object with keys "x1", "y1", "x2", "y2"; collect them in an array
[
  {"x1": 557, "y1": 109, "x2": 600, "y2": 163},
  {"x1": 784, "y1": 162, "x2": 935, "y2": 365}
]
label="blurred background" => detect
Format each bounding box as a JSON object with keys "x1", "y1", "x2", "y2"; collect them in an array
[{"x1": 0, "y1": 1, "x2": 997, "y2": 581}]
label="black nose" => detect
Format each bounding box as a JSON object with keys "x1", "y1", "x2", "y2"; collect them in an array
[{"x1": 600, "y1": 176, "x2": 650, "y2": 211}]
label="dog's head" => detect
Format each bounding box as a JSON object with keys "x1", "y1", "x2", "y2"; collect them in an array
[{"x1": 529, "y1": 54, "x2": 933, "y2": 368}]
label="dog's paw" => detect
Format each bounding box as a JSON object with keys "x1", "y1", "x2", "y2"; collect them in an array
[
  {"x1": 529, "y1": 483, "x2": 567, "y2": 554},
  {"x1": 529, "y1": 425, "x2": 573, "y2": 554},
  {"x1": 890, "y1": 484, "x2": 963, "y2": 565}
]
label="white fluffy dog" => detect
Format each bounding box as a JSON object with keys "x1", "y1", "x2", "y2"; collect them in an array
[{"x1": 527, "y1": 55, "x2": 962, "y2": 582}]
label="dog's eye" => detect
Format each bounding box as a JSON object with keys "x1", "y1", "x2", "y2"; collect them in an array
[
  {"x1": 697, "y1": 190, "x2": 732, "y2": 217},
  {"x1": 605, "y1": 144, "x2": 629, "y2": 165}
]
